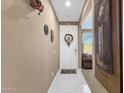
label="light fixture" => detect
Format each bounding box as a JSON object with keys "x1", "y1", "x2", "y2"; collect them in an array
[{"x1": 65, "y1": 0, "x2": 71, "y2": 7}]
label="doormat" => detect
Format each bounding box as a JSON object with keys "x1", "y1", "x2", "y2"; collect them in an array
[{"x1": 61, "y1": 69, "x2": 77, "y2": 74}]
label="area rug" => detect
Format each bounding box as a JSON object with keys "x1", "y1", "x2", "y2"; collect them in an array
[{"x1": 61, "y1": 69, "x2": 77, "y2": 74}]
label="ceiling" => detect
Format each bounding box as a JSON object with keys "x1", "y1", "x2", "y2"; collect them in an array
[{"x1": 50, "y1": 0, "x2": 85, "y2": 22}]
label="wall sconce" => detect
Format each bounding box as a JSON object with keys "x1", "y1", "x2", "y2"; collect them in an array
[{"x1": 30, "y1": 0, "x2": 44, "y2": 15}]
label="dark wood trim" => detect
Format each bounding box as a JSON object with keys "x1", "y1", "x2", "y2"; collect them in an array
[
  {"x1": 59, "y1": 22, "x2": 79, "y2": 25},
  {"x1": 81, "y1": 29, "x2": 92, "y2": 32}
]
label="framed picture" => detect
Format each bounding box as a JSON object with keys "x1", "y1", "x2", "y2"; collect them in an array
[
  {"x1": 50, "y1": 30, "x2": 54, "y2": 43},
  {"x1": 44, "y1": 25, "x2": 49, "y2": 35},
  {"x1": 94, "y1": 0, "x2": 113, "y2": 74}
]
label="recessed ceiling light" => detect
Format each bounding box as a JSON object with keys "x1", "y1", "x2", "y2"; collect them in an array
[{"x1": 65, "y1": 0, "x2": 71, "y2": 7}]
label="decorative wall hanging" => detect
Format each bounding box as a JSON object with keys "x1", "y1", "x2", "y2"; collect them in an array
[
  {"x1": 94, "y1": 0, "x2": 113, "y2": 74},
  {"x1": 50, "y1": 30, "x2": 54, "y2": 43},
  {"x1": 44, "y1": 25, "x2": 49, "y2": 35},
  {"x1": 30, "y1": 0, "x2": 44, "y2": 15},
  {"x1": 64, "y1": 34, "x2": 73, "y2": 47}
]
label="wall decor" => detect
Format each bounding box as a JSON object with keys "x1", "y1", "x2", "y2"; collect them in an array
[
  {"x1": 44, "y1": 25, "x2": 49, "y2": 35},
  {"x1": 30, "y1": 0, "x2": 44, "y2": 15},
  {"x1": 94, "y1": 0, "x2": 113, "y2": 74},
  {"x1": 50, "y1": 30, "x2": 54, "y2": 43},
  {"x1": 64, "y1": 34, "x2": 73, "y2": 47}
]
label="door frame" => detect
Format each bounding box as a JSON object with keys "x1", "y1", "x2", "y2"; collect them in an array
[
  {"x1": 81, "y1": 29, "x2": 93, "y2": 69},
  {"x1": 59, "y1": 24, "x2": 79, "y2": 69}
]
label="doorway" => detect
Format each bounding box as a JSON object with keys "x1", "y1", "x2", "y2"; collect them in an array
[
  {"x1": 82, "y1": 31, "x2": 93, "y2": 69},
  {"x1": 60, "y1": 25, "x2": 78, "y2": 69}
]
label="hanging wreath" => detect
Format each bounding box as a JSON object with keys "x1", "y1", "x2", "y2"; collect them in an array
[
  {"x1": 64, "y1": 34, "x2": 73, "y2": 47},
  {"x1": 30, "y1": 0, "x2": 44, "y2": 15}
]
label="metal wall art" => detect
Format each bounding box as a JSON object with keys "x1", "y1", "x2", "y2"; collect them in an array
[
  {"x1": 50, "y1": 30, "x2": 54, "y2": 43},
  {"x1": 64, "y1": 34, "x2": 73, "y2": 47},
  {"x1": 44, "y1": 25, "x2": 49, "y2": 35},
  {"x1": 94, "y1": 0, "x2": 113, "y2": 74},
  {"x1": 30, "y1": 0, "x2": 44, "y2": 15}
]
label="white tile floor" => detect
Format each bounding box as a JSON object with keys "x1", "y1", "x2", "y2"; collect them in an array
[{"x1": 48, "y1": 69, "x2": 92, "y2": 93}]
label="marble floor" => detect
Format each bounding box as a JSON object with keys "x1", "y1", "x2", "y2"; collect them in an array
[{"x1": 47, "y1": 69, "x2": 92, "y2": 93}]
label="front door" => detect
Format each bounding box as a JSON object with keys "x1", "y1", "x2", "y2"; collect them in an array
[{"x1": 60, "y1": 25, "x2": 78, "y2": 69}]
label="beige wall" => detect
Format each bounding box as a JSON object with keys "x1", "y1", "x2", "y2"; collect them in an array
[
  {"x1": 79, "y1": 0, "x2": 92, "y2": 26},
  {"x1": 1, "y1": 0, "x2": 59, "y2": 93}
]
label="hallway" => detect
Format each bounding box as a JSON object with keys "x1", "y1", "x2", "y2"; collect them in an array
[
  {"x1": 48, "y1": 69, "x2": 91, "y2": 93},
  {"x1": 1, "y1": 0, "x2": 121, "y2": 93}
]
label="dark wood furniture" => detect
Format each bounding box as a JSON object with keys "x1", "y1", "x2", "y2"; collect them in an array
[{"x1": 82, "y1": 53, "x2": 92, "y2": 69}]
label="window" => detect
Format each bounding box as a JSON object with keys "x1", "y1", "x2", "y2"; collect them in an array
[{"x1": 82, "y1": 32, "x2": 92, "y2": 55}]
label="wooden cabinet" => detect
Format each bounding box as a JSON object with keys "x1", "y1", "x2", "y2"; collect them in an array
[{"x1": 82, "y1": 53, "x2": 92, "y2": 69}]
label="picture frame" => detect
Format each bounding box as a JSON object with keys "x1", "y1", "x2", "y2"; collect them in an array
[
  {"x1": 94, "y1": 0, "x2": 113, "y2": 74},
  {"x1": 44, "y1": 25, "x2": 49, "y2": 35}
]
